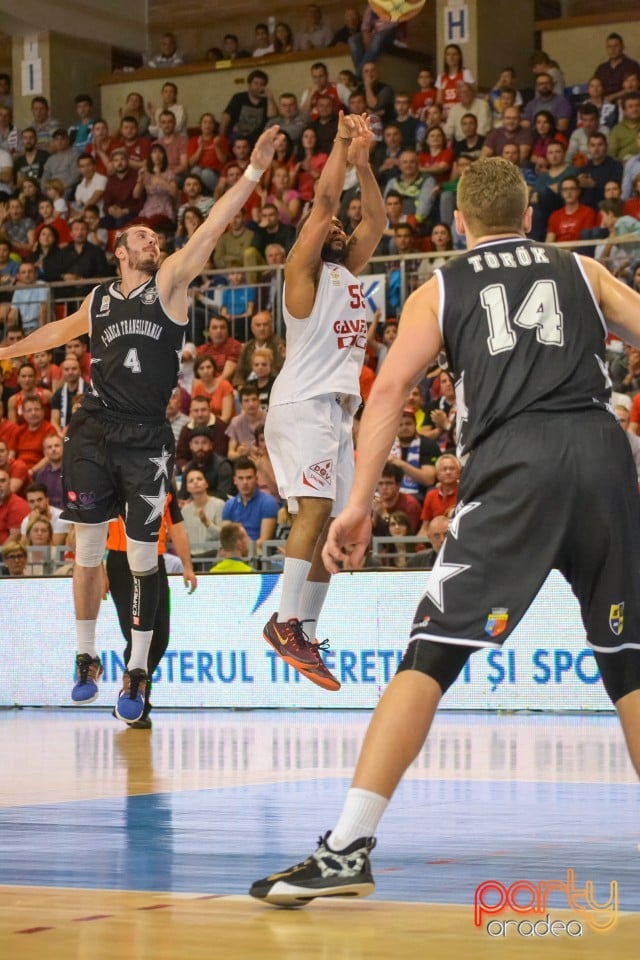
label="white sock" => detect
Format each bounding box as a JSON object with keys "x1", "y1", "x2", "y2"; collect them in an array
[
  {"x1": 299, "y1": 580, "x2": 330, "y2": 637},
  {"x1": 76, "y1": 620, "x2": 97, "y2": 658},
  {"x1": 328, "y1": 788, "x2": 389, "y2": 850},
  {"x1": 278, "y1": 557, "x2": 312, "y2": 621},
  {"x1": 128, "y1": 629, "x2": 152, "y2": 672}
]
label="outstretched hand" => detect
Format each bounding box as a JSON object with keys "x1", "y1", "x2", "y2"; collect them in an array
[
  {"x1": 347, "y1": 125, "x2": 374, "y2": 168},
  {"x1": 336, "y1": 110, "x2": 370, "y2": 143},
  {"x1": 322, "y1": 505, "x2": 372, "y2": 574},
  {"x1": 250, "y1": 126, "x2": 281, "y2": 170}
]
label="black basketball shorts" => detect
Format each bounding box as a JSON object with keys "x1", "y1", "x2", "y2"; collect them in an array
[
  {"x1": 409, "y1": 410, "x2": 640, "y2": 655},
  {"x1": 61, "y1": 407, "x2": 175, "y2": 543}
]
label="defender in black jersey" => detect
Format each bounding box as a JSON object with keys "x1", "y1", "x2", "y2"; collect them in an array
[
  {"x1": 0, "y1": 126, "x2": 279, "y2": 725},
  {"x1": 251, "y1": 158, "x2": 640, "y2": 907}
]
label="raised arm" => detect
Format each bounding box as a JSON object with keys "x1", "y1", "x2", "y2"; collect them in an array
[
  {"x1": 323, "y1": 277, "x2": 444, "y2": 571},
  {"x1": 344, "y1": 130, "x2": 386, "y2": 276},
  {"x1": 0, "y1": 294, "x2": 91, "y2": 360},
  {"x1": 580, "y1": 254, "x2": 640, "y2": 345},
  {"x1": 158, "y1": 126, "x2": 280, "y2": 303},
  {"x1": 284, "y1": 112, "x2": 370, "y2": 320}
]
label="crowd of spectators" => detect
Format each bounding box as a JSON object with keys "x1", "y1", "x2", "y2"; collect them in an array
[{"x1": 3, "y1": 18, "x2": 640, "y2": 576}]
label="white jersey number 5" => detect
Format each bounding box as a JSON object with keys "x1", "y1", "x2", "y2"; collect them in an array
[
  {"x1": 481, "y1": 279, "x2": 564, "y2": 355},
  {"x1": 123, "y1": 347, "x2": 142, "y2": 373}
]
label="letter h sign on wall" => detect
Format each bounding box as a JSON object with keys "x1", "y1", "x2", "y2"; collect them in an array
[{"x1": 445, "y1": 2, "x2": 469, "y2": 44}]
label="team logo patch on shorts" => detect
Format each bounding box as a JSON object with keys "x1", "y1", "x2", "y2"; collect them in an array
[
  {"x1": 609, "y1": 602, "x2": 624, "y2": 636},
  {"x1": 302, "y1": 459, "x2": 334, "y2": 491},
  {"x1": 484, "y1": 608, "x2": 509, "y2": 637}
]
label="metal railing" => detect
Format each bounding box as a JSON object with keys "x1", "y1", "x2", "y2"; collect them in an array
[{"x1": 2, "y1": 239, "x2": 636, "y2": 347}]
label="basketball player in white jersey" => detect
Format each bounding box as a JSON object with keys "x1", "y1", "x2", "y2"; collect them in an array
[{"x1": 263, "y1": 112, "x2": 385, "y2": 691}]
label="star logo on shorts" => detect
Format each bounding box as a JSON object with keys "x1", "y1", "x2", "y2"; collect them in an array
[
  {"x1": 141, "y1": 478, "x2": 167, "y2": 524},
  {"x1": 149, "y1": 445, "x2": 171, "y2": 481},
  {"x1": 424, "y1": 544, "x2": 469, "y2": 613},
  {"x1": 447, "y1": 500, "x2": 481, "y2": 540}
]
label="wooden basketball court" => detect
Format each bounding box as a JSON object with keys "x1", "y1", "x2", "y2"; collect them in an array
[{"x1": 1, "y1": 709, "x2": 638, "y2": 958}]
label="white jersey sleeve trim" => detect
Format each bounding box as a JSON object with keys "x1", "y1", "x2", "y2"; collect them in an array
[
  {"x1": 572, "y1": 252, "x2": 608, "y2": 338},
  {"x1": 156, "y1": 285, "x2": 189, "y2": 328},
  {"x1": 435, "y1": 268, "x2": 446, "y2": 339},
  {"x1": 87, "y1": 285, "x2": 99, "y2": 338}
]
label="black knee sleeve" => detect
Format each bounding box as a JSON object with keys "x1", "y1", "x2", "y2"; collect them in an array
[
  {"x1": 147, "y1": 558, "x2": 170, "y2": 673},
  {"x1": 131, "y1": 569, "x2": 159, "y2": 633},
  {"x1": 594, "y1": 648, "x2": 640, "y2": 704},
  {"x1": 397, "y1": 637, "x2": 473, "y2": 694}
]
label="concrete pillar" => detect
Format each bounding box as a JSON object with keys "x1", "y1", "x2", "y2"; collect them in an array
[
  {"x1": 435, "y1": 0, "x2": 535, "y2": 90},
  {"x1": 11, "y1": 32, "x2": 112, "y2": 130},
  {"x1": 3, "y1": 0, "x2": 146, "y2": 128}
]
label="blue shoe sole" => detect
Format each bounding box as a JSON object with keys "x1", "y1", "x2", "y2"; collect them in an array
[
  {"x1": 71, "y1": 687, "x2": 99, "y2": 704},
  {"x1": 114, "y1": 698, "x2": 145, "y2": 723}
]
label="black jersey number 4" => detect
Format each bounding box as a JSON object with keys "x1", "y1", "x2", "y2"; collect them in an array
[{"x1": 123, "y1": 347, "x2": 142, "y2": 373}]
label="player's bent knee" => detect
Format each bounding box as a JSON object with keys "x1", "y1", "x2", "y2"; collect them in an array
[
  {"x1": 126, "y1": 537, "x2": 159, "y2": 576},
  {"x1": 74, "y1": 522, "x2": 109, "y2": 567},
  {"x1": 130, "y1": 565, "x2": 159, "y2": 577},
  {"x1": 397, "y1": 638, "x2": 473, "y2": 694},
  {"x1": 595, "y1": 648, "x2": 640, "y2": 704}
]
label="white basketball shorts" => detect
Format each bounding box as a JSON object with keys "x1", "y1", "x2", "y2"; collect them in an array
[{"x1": 265, "y1": 394, "x2": 357, "y2": 516}]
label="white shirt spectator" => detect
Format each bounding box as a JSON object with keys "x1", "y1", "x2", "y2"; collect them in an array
[
  {"x1": 0, "y1": 147, "x2": 12, "y2": 197},
  {"x1": 74, "y1": 171, "x2": 108, "y2": 216},
  {"x1": 21, "y1": 505, "x2": 71, "y2": 537},
  {"x1": 11, "y1": 281, "x2": 50, "y2": 334},
  {"x1": 181, "y1": 496, "x2": 225, "y2": 554},
  {"x1": 444, "y1": 97, "x2": 493, "y2": 141}
]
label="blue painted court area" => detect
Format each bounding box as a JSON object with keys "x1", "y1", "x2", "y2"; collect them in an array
[{"x1": 0, "y1": 776, "x2": 637, "y2": 910}]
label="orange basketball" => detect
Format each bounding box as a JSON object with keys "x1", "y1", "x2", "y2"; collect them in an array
[{"x1": 369, "y1": 0, "x2": 427, "y2": 23}]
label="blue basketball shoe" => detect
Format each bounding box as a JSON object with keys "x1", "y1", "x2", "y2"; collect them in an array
[
  {"x1": 114, "y1": 669, "x2": 148, "y2": 724},
  {"x1": 71, "y1": 654, "x2": 104, "y2": 703}
]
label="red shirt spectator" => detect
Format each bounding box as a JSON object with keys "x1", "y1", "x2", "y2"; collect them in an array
[
  {"x1": 0, "y1": 413, "x2": 18, "y2": 449},
  {"x1": 629, "y1": 391, "x2": 640, "y2": 431},
  {"x1": 372, "y1": 465, "x2": 423, "y2": 535},
  {"x1": 196, "y1": 316, "x2": 243, "y2": 383},
  {"x1": 624, "y1": 197, "x2": 640, "y2": 219},
  {"x1": 412, "y1": 83, "x2": 438, "y2": 118},
  {"x1": 418, "y1": 146, "x2": 454, "y2": 185},
  {"x1": 419, "y1": 454, "x2": 461, "y2": 528},
  {"x1": 359, "y1": 365, "x2": 376, "y2": 404},
  {"x1": 546, "y1": 180, "x2": 598, "y2": 242},
  {"x1": 187, "y1": 126, "x2": 229, "y2": 175},
  {"x1": 5, "y1": 457, "x2": 30, "y2": 496},
  {"x1": 420, "y1": 485, "x2": 458, "y2": 524},
  {"x1": 0, "y1": 470, "x2": 31, "y2": 544},
  {"x1": 12, "y1": 398, "x2": 57, "y2": 471},
  {"x1": 112, "y1": 134, "x2": 151, "y2": 168},
  {"x1": 34, "y1": 217, "x2": 72, "y2": 245}
]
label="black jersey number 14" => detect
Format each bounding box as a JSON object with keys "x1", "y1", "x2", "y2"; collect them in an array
[{"x1": 481, "y1": 279, "x2": 564, "y2": 355}]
